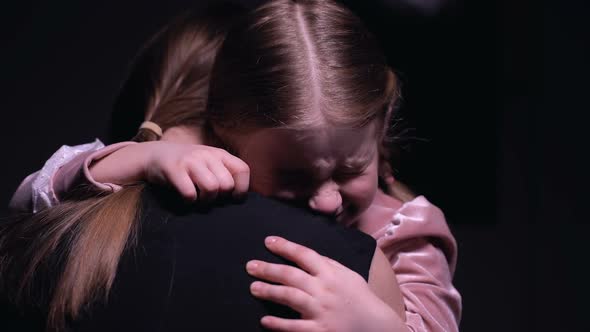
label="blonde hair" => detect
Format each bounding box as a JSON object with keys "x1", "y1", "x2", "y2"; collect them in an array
[{"x1": 0, "y1": 4, "x2": 242, "y2": 330}]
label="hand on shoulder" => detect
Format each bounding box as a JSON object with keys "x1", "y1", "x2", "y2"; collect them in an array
[{"x1": 91, "y1": 141, "x2": 250, "y2": 202}]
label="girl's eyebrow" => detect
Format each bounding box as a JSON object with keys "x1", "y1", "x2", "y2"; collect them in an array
[
  {"x1": 341, "y1": 159, "x2": 370, "y2": 171},
  {"x1": 343, "y1": 148, "x2": 376, "y2": 169}
]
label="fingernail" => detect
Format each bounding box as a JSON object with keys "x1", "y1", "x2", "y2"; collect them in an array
[
  {"x1": 183, "y1": 192, "x2": 198, "y2": 203},
  {"x1": 265, "y1": 236, "x2": 278, "y2": 246},
  {"x1": 250, "y1": 282, "x2": 261, "y2": 294},
  {"x1": 246, "y1": 260, "x2": 259, "y2": 272},
  {"x1": 260, "y1": 316, "x2": 274, "y2": 325}
]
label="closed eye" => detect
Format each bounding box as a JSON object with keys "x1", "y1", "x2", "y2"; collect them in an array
[{"x1": 334, "y1": 167, "x2": 366, "y2": 181}]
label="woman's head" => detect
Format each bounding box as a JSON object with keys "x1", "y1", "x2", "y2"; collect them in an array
[
  {"x1": 206, "y1": 0, "x2": 399, "y2": 222},
  {"x1": 109, "y1": 2, "x2": 244, "y2": 143},
  {"x1": 0, "y1": 5, "x2": 246, "y2": 330}
]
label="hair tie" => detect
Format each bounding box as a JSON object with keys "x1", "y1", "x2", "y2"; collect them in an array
[{"x1": 139, "y1": 121, "x2": 163, "y2": 138}]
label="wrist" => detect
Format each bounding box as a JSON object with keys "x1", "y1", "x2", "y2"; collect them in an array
[
  {"x1": 138, "y1": 141, "x2": 158, "y2": 182},
  {"x1": 89, "y1": 142, "x2": 148, "y2": 186}
]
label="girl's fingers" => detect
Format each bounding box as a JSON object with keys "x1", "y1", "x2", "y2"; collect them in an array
[
  {"x1": 250, "y1": 281, "x2": 316, "y2": 316},
  {"x1": 206, "y1": 158, "x2": 235, "y2": 194},
  {"x1": 323, "y1": 256, "x2": 345, "y2": 269},
  {"x1": 165, "y1": 168, "x2": 198, "y2": 201},
  {"x1": 186, "y1": 162, "x2": 219, "y2": 202},
  {"x1": 259, "y1": 316, "x2": 318, "y2": 332},
  {"x1": 263, "y1": 236, "x2": 324, "y2": 276},
  {"x1": 246, "y1": 260, "x2": 316, "y2": 294},
  {"x1": 219, "y1": 153, "x2": 250, "y2": 197}
]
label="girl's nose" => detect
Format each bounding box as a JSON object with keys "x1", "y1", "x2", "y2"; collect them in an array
[{"x1": 308, "y1": 183, "x2": 343, "y2": 215}]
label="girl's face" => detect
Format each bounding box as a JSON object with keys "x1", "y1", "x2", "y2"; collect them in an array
[{"x1": 236, "y1": 123, "x2": 379, "y2": 225}]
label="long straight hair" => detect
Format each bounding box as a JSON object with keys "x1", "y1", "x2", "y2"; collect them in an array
[
  {"x1": 0, "y1": 4, "x2": 242, "y2": 330},
  {"x1": 208, "y1": 0, "x2": 399, "y2": 134}
]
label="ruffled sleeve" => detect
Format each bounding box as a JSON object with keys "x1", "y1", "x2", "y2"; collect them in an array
[
  {"x1": 65, "y1": 141, "x2": 137, "y2": 193},
  {"x1": 8, "y1": 140, "x2": 136, "y2": 213},
  {"x1": 9, "y1": 139, "x2": 105, "y2": 213}
]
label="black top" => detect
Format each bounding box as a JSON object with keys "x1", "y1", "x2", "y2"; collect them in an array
[{"x1": 2, "y1": 187, "x2": 376, "y2": 331}]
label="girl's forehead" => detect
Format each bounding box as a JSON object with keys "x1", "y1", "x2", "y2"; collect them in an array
[
  {"x1": 255, "y1": 123, "x2": 377, "y2": 143},
  {"x1": 241, "y1": 125, "x2": 377, "y2": 165}
]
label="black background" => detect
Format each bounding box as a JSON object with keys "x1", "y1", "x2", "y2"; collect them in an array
[{"x1": 1, "y1": 0, "x2": 587, "y2": 331}]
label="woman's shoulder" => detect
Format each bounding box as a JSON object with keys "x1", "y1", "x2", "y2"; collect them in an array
[{"x1": 137, "y1": 185, "x2": 376, "y2": 272}]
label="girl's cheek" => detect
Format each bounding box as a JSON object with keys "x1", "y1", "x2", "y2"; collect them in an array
[{"x1": 344, "y1": 176, "x2": 378, "y2": 210}]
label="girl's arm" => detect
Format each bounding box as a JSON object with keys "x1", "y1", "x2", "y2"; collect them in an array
[
  {"x1": 8, "y1": 139, "x2": 115, "y2": 213},
  {"x1": 368, "y1": 247, "x2": 406, "y2": 321},
  {"x1": 88, "y1": 141, "x2": 250, "y2": 202},
  {"x1": 385, "y1": 237, "x2": 461, "y2": 332},
  {"x1": 10, "y1": 140, "x2": 250, "y2": 213},
  {"x1": 365, "y1": 192, "x2": 462, "y2": 332}
]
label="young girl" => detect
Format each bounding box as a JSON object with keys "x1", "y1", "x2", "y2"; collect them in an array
[{"x1": 8, "y1": 1, "x2": 461, "y2": 331}]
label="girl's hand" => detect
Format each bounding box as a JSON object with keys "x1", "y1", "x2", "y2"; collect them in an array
[
  {"x1": 246, "y1": 236, "x2": 407, "y2": 332},
  {"x1": 143, "y1": 142, "x2": 250, "y2": 202},
  {"x1": 90, "y1": 141, "x2": 250, "y2": 202}
]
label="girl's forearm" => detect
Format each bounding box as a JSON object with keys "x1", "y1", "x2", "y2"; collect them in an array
[{"x1": 89, "y1": 142, "x2": 153, "y2": 186}]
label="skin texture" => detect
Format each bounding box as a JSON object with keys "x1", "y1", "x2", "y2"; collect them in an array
[{"x1": 368, "y1": 246, "x2": 406, "y2": 320}]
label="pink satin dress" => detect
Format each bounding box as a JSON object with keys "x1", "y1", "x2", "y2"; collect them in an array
[{"x1": 356, "y1": 190, "x2": 461, "y2": 331}]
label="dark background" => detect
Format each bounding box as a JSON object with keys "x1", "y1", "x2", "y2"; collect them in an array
[{"x1": 1, "y1": 0, "x2": 587, "y2": 331}]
